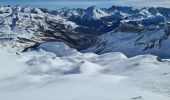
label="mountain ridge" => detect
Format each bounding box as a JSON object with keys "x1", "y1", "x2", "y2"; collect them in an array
[{"x1": 1, "y1": 5, "x2": 170, "y2": 58}]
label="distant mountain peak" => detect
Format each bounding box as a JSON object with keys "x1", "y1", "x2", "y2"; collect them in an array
[{"x1": 85, "y1": 6, "x2": 109, "y2": 20}]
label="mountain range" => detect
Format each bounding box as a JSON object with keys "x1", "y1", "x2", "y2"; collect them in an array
[{"x1": 1, "y1": 5, "x2": 170, "y2": 58}]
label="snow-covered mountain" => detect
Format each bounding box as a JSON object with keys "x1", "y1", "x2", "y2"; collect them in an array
[
  {"x1": 0, "y1": 6, "x2": 96, "y2": 51},
  {"x1": 58, "y1": 6, "x2": 169, "y2": 34},
  {"x1": 59, "y1": 6, "x2": 170, "y2": 58},
  {"x1": 1, "y1": 5, "x2": 170, "y2": 100},
  {"x1": 79, "y1": 6, "x2": 170, "y2": 58},
  {"x1": 83, "y1": 26, "x2": 170, "y2": 58},
  {"x1": 1, "y1": 5, "x2": 170, "y2": 58}
]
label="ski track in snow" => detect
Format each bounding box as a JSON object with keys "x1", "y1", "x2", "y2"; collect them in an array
[{"x1": 0, "y1": 42, "x2": 170, "y2": 100}]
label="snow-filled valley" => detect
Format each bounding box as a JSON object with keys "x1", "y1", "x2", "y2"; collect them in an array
[
  {"x1": 0, "y1": 42, "x2": 170, "y2": 100},
  {"x1": 1, "y1": 5, "x2": 170, "y2": 100}
]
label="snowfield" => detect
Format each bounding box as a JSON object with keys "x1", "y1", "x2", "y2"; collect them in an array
[{"x1": 0, "y1": 42, "x2": 170, "y2": 100}]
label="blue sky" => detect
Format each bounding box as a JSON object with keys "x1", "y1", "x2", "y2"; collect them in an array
[{"x1": 0, "y1": 0, "x2": 170, "y2": 9}]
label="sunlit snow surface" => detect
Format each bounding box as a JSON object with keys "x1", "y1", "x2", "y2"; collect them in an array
[{"x1": 0, "y1": 42, "x2": 170, "y2": 100}]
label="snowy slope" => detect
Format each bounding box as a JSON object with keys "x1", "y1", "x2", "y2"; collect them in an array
[
  {"x1": 83, "y1": 28, "x2": 170, "y2": 58},
  {"x1": 0, "y1": 42, "x2": 170, "y2": 100}
]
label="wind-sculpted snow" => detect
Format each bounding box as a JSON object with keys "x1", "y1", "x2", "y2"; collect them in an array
[{"x1": 0, "y1": 42, "x2": 170, "y2": 100}]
